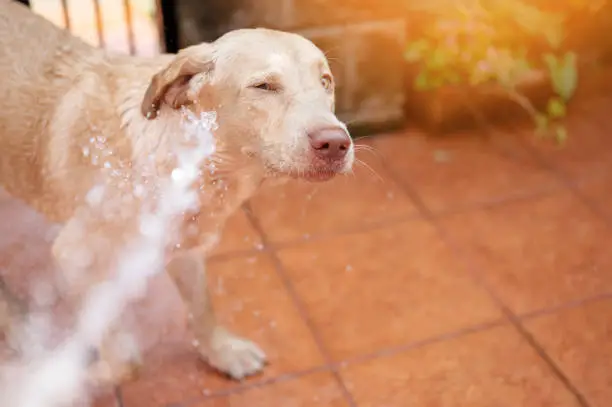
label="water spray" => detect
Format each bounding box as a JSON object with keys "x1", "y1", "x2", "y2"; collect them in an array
[{"x1": 0, "y1": 109, "x2": 217, "y2": 407}]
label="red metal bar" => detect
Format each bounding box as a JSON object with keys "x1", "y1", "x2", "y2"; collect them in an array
[
  {"x1": 60, "y1": 0, "x2": 71, "y2": 30},
  {"x1": 123, "y1": 0, "x2": 137, "y2": 55},
  {"x1": 92, "y1": 0, "x2": 105, "y2": 48}
]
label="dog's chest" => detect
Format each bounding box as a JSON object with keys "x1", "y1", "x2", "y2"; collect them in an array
[{"x1": 0, "y1": 187, "x2": 62, "y2": 299}]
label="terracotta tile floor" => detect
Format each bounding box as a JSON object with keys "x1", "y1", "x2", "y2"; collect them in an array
[{"x1": 4, "y1": 94, "x2": 612, "y2": 407}]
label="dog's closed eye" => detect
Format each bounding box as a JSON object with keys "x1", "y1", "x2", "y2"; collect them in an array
[{"x1": 250, "y1": 82, "x2": 281, "y2": 92}]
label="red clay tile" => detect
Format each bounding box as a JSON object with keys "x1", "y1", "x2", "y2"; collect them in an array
[
  {"x1": 440, "y1": 191, "x2": 612, "y2": 315},
  {"x1": 210, "y1": 209, "x2": 263, "y2": 257},
  {"x1": 521, "y1": 94, "x2": 612, "y2": 181},
  {"x1": 372, "y1": 131, "x2": 561, "y2": 213},
  {"x1": 193, "y1": 372, "x2": 350, "y2": 407},
  {"x1": 121, "y1": 254, "x2": 324, "y2": 407},
  {"x1": 249, "y1": 147, "x2": 418, "y2": 243},
  {"x1": 525, "y1": 298, "x2": 612, "y2": 407},
  {"x1": 92, "y1": 391, "x2": 119, "y2": 407},
  {"x1": 207, "y1": 255, "x2": 325, "y2": 376},
  {"x1": 340, "y1": 325, "x2": 581, "y2": 407},
  {"x1": 276, "y1": 220, "x2": 501, "y2": 361},
  {"x1": 119, "y1": 346, "x2": 207, "y2": 407},
  {"x1": 575, "y1": 174, "x2": 612, "y2": 220}
]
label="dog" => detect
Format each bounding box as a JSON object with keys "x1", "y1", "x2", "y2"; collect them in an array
[{"x1": 0, "y1": 0, "x2": 354, "y2": 386}]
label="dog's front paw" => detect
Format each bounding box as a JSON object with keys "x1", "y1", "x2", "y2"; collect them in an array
[
  {"x1": 86, "y1": 356, "x2": 141, "y2": 388},
  {"x1": 198, "y1": 327, "x2": 267, "y2": 381},
  {"x1": 85, "y1": 339, "x2": 142, "y2": 388}
]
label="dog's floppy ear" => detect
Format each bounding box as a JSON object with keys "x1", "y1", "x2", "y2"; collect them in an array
[{"x1": 141, "y1": 44, "x2": 214, "y2": 119}]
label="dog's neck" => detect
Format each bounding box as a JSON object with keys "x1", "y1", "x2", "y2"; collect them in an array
[{"x1": 114, "y1": 76, "x2": 266, "y2": 229}]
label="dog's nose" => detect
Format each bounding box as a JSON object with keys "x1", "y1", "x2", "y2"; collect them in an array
[{"x1": 308, "y1": 127, "x2": 351, "y2": 160}]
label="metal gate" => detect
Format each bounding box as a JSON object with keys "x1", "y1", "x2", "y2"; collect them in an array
[{"x1": 14, "y1": 0, "x2": 180, "y2": 54}]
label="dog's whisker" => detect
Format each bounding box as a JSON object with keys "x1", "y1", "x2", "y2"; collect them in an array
[
  {"x1": 354, "y1": 144, "x2": 384, "y2": 161},
  {"x1": 353, "y1": 134, "x2": 379, "y2": 142},
  {"x1": 354, "y1": 158, "x2": 384, "y2": 182},
  {"x1": 1, "y1": 6, "x2": 361, "y2": 400}
]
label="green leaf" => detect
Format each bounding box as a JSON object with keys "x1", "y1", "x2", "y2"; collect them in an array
[
  {"x1": 547, "y1": 52, "x2": 578, "y2": 101},
  {"x1": 555, "y1": 126, "x2": 568, "y2": 144},
  {"x1": 404, "y1": 39, "x2": 429, "y2": 62},
  {"x1": 414, "y1": 71, "x2": 430, "y2": 91},
  {"x1": 429, "y1": 75, "x2": 446, "y2": 89},
  {"x1": 445, "y1": 70, "x2": 462, "y2": 85},
  {"x1": 535, "y1": 113, "x2": 549, "y2": 135},
  {"x1": 543, "y1": 26, "x2": 564, "y2": 49},
  {"x1": 543, "y1": 53, "x2": 558, "y2": 71},
  {"x1": 547, "y1": 97, "x2": 566, "y2": 119},
  {"x1": 428, "y1": 48, "x2": 449, "y2": 69},
  {"x1": 559, "y1": 52, "x2": 578, "y2": 100},
  {"x1": 514, "y1": 57, "x2": 532, "y2": 74}
]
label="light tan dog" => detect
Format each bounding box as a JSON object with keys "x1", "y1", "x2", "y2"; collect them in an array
[{"x1": 0, "y1": 0, "x2": 353, "y2": 385}]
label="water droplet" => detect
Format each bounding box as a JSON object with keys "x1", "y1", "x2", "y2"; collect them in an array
[
  {"x1": 86, "y1": 185, "x2": 105, "y2": 206},
  {"x1": 433, "y1": 149, "x2": 451, "y2": 163},
  {"x1": 133, "y1": 184, "x2": 145, "y2": 197},
  {"x1": 171, "y1": 168, "x2": 187, "y2": 182}
]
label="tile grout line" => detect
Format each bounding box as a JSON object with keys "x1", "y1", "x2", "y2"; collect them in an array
[
  {"x1": 519, "y1": 291, "x2": 612, "y2": 321},
  {"x1": 179, "y1": 288, "x2": 611, "y2": 405},
  {"x1": 508, "y1": 92, "x2": 612, "y2": 225},
  {"x1": 335, "y1": 319, "x2": 505, "y2": 367},
  {"x1": 334, "y1": 288, "x2": 612, "y2": 370},
  {"x1": 510, "y1": 125, "x2": 612, "y2": 407},
  {"x1": 377, "y1": 134, "x2": 592, "y2": 407},
  {"x1": 189, "y1": 322, "x2": 505, "y2": 404},
  {"x1": 421, "y1": 203, "x2": 592, "y2": 407},
  {"x1": 515, "y1": 131, "x2": 612, "y2": 229},
  {"x1": 229, "y1": 186, "x2": 564, "y2": 259},
  {"x1": 241, "y1": 202, "x2": 360, "y2": 407},
  {"x1": 132, "y1": 156, "x2": 605, "y2": 407},
  {"x1": 183, "y1": 366, "x2": 333, "y2": 405},
  {"x1": 114, "y1": 386, "x2": 125, "y2": 407}
]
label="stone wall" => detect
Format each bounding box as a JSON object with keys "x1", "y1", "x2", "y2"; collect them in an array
[{"x1": 174, "y1": 0, "x2": 407, "y2": 132}]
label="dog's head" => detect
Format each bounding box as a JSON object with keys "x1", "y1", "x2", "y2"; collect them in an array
[{"x1": 141, "y1": 28, "x2": 353, "y2": 182}]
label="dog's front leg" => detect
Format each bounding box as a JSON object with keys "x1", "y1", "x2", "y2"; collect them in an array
[
  {"x1": 166, "y1": 250, "x2": 267, "y2": 380},
  {"x1": 51, "y1": 213, "x2": 143, "y2": 387}
]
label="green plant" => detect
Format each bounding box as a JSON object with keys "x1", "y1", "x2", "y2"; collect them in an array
[{"x1": 404, "y1": 0, "x2": 582, "y2": 143}]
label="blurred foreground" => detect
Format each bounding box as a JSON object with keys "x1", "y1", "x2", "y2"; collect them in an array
[
  {"x1": 4, "y1": 1, "x2": 612, "y2": 406},
  {"x1": 2, "y1": 69, "x2": 610, "y2": 407}
]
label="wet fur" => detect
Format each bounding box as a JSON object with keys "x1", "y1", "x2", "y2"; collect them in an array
[{"x1": 0, "y1": 0, "x2": 352, "y2": 385}]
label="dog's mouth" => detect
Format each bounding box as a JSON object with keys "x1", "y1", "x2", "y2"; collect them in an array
[
  {"x1": 288, "y1": 162, "x2": 347, "y2": 182},
  {"x1": 299, "y1": 170, "x2": 337, "y2": 182},
  {"x1": 264, "y1": 152, "x2": 353, "y2": 182}
]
